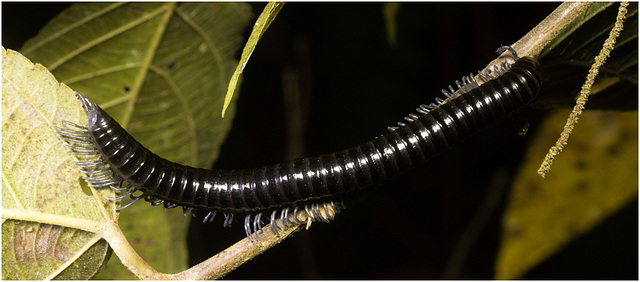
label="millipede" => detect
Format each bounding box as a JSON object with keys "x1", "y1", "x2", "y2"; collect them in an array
[{"x1": 55, "y1": 46, "x2": 542, "y2": 241}]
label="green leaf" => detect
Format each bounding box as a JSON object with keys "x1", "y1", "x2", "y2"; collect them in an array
[
  {"x1": 13, "y1": 2, "x2": 252, "y2": 278},
  {"x1": 2, "y1": 47, "x2": 111, "y2": 279},
  {"x1": 20, "y1": 2, "x2": 252, "y2": 168},
  {"x1": 221, "y1": 2, "x2": 284, "y2": 117}
]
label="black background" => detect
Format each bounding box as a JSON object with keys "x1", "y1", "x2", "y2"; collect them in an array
[{"x1": 3, "y1": 2, "x2": 637, "y2": 279}]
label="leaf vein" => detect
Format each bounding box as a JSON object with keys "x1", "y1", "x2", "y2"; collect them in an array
[
  {"x1": 148, "y1": 65, "x2": 198, "y2": 164},
  {"x1": 175, "y1": 6, "x2": 227, "y2": 100},
  {"x1": 121, "y1": 3, "x2": 177, "y2": 129},
  {"x1": 2, "y1": 170, "x2": 25, "y2": 210},
  {"x1": 47, "y1": 4, "x2": 172, "y2": 71},
  {"x1": 21, "y1": 3, "x2": 126, "y2": 55},
  {"x1": 62, "y1": 63, "x2": 141, "y2": 85}
]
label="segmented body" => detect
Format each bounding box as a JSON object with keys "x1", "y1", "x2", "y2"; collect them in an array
[{"x1": 55, "y1": 47, "x2": 542, "y2": 240}]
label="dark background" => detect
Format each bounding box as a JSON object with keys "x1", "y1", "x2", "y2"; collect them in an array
[{"x1": 3, "y1": 2, "x2": 637, "y2": 279}]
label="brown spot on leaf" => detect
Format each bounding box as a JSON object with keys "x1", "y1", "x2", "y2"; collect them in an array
[
  {"x1": 14, "y1": 224, "x2": 36, "y2": 263},
  {"x1": 168, "y1": 59, "x2": 177, "y2": 71},
  {"x1": 130, "y1": 4, "x2": 148, "y2": 15},
  {"x1": 572, "y1": 159, "x2": 588, "y2": 170},
  {"x1": 573, "y1": 179, "x2": 589, "y2": 193},
  {"x1": 606, "y1": 139, "x2": 622, "y2": 156},
  {"x1": 505, "y1": 220, "x2": 523, "y2": 238},
  {"x1": 56, "y1": 244, "x2": 71, "y2": 262},
  {"x1": 35, "y1": 224, "x2": 59, "y2": 259},
  {"x1": 131, "y1": 237, "x2": 158, "y2": 248},
  {"x1": 14, "y1": 224, "x2": 72, "y2": 263}
]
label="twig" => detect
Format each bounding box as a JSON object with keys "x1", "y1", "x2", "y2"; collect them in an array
[{"x1": 537, "y1": 2, "x2": 630, "y2": 178}]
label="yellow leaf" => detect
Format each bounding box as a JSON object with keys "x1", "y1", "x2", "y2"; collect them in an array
[{"x1": 496, "y1": 109, "x2": 638, "y2": 279}]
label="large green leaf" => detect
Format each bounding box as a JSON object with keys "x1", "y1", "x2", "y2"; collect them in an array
[
  {"x1": 2, "y1": 47, "x2": 111, "y2": 279},
  {"x1": 20, "y1": 2, "x2": 252, "y2": 167},
  {"x1": 5, "y1": 2, "x2": 253, "y2": 279}
]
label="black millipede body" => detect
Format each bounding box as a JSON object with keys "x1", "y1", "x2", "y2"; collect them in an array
[{"x1": 55, "y1": 46, "x2": 542, "y2": 240}]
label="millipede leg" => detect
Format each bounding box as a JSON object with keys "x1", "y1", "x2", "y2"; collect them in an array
[{"x1": 270, "y1": 209, "x2": 281, "y2": 236}]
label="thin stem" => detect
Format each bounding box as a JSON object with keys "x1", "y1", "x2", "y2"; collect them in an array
[{"x1": 538, "y1": 2, "x2": 629, "y2": 177}]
